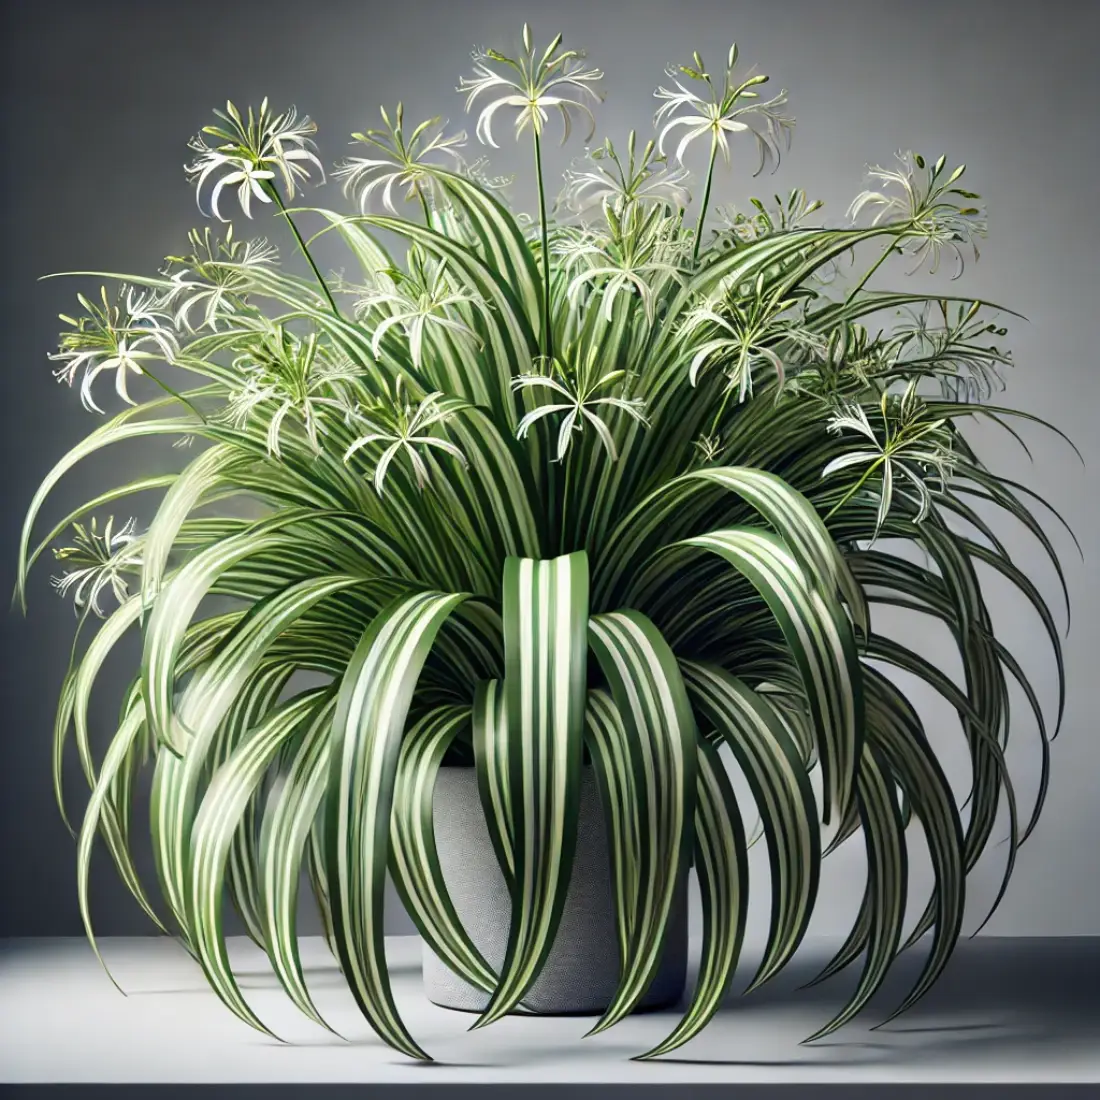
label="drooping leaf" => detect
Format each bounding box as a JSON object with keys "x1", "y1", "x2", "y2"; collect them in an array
[{"x1": 472, "y1": 552, "x2": 589, "y2": 1030}]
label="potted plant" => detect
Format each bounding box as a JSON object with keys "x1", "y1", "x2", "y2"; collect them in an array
[{"x1": 18, "y1": 23, "x2": 1073, "y2": 1062}]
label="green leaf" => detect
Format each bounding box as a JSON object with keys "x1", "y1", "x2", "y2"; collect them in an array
[
  {"x1": 141, "y1": 443, "x2": 246, "y2": 611},
  {"x1": 585, "y1": 609, "x2": 696, "y2": 1036},
  {"x1": 682, "y1": 662, "x2": 819, "y2": 990},
  {"x1": 472, "y1": 552, "x2": 589, "y2": 1030},
  {"x1": 77, "y1": 701, "x2": 168, "y2": 991},
  {"x1": 601, "y1": 465, "x2": 866, "y2": 634},
  {"x1": 16, "y1": 407, "x2": 202, "y2": 610},
  {"x1": 670, "y1": 528, "x2": 862, "y2": 825},
  {"x1": 803, "y1": 742, "x2": 907, "y2": 1041},
  {"x1": 187, "y1": 688, "x2": 330, "y2": 1036},
  {"x1": 862, "y1": 669, "x2": 965, "y2": 1025},
  {"x1": 637, "y1": 734, "x2": 748, "y2": 1059},
  {"x1": 151, "y1": 575, "x2": 369, "y2": 940},
  {"x1": 390, "y1": 705, "x2": 499, "y2": 994},
  {"x1": 472, "y1": 678, "x2": 515, "y2": 887},
  {"x1": 256, "y1": 691, "x2": 342, "y2": 1033},
  {"x1": 325, "y1": 589, "x2": 471, "y2": 1061},
  {"x1": 583, "y1": 688, "x2": 640, "y2": 972},
  {"x1": 141, "y1": 512, "x2": 345, "y2": 754}
]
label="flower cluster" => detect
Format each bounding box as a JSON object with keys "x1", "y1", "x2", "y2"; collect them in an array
[
  {"x1": 185, "y1": 98, "x2": 323, "y2": 220},
  {"x1": 50, "y1": 286, "x2": 178, "y2": 412}
]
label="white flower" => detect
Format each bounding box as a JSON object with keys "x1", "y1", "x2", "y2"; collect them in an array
[
  {"x1": 224, "y1": 325, "x2": 360, "y2": 457},
  {"x1": 185, "y1": 98, "x2": 324, "y2": 221},
  {"x1": 335, "y1": 103, "x2": 467, "y2": 215},
  {"x1": 50, "y1": 286, "x2": 178, "y2": 413},
  {"x1": 682, "y1": 287, "x2": 821, "y2": 402},
  {"x1": 356, "y1": 261, "x2": 488, "y2": 370},
  {"x1": 847, "y1": 152, "x2": 986, "y2": 278},
  {"x1": 160, "y1": 225, "x2": 278, "y2": 332},
  {"x1": 458, "y1": 24, "x2": 603, "y2": 148},
  {"x1": 888, "y1": 299, "x2": 1011, "y2": 402},
  {"x1": 562, "y1": 202, "x2": 686, "y2": 324},
  {"x1": 823, "y1": 381, "x2": 957, "y2": 535},
  {"x1": 512, "y1": 347, "x2": 648, "y2": 461},
  {"x1": 558, "y1": 131, "x2": 691, "y2": 217},
  {"x1": 654, "y1": 44, "x2": 794, "y2": 171},
  {"x1": 715, "y1": 188, "x2": 824, "y2": 242},
  {"x1": 343, "y1": 378, "x2": 467, "y2": 495},
  {"x1": 51, "y1": 517, "x2": 142, "y2": 618}
]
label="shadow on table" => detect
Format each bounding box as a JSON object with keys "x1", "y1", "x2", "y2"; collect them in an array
[
  {"x1": 124, "y1": 956, "x2": 422, "y2": 996},
  {"x1": 105, "y1": 937, "x2": 1100, "y2": 1070},
  {"x1": 661, "y1": 936, "x2": 1100, "y2": 1066}
]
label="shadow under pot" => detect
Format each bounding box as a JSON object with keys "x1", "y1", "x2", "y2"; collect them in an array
[{"x1": 420, "y1": 764, "x2": 690, "y2": 1016}]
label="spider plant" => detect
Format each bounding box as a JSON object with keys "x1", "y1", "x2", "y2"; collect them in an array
[{"x1": 18, "y1": 24, "x2": 1076, "y2": 1063}]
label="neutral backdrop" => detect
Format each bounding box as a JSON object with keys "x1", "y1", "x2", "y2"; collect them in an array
[{"x1": 0, "y1": 0, "x2": 1096, "y2": 943}]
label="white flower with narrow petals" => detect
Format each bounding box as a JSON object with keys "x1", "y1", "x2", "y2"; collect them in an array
[
  {"x1": 51, "y1": 516, "x2": 142, "y2": 618},
  {"x1": 160, "y1": 225, "x2": 278, "y2": 332},
  {"x1": 512, "y1": 346, "x2": 648, "y2": 461},
  {"x1": 185, "y1": 98, "x2": 324, "y2": 221},
  {"x1": 458, "y1": 24, "x2": 604, "y2": 148},
  {"x1": 559, "y1": 131, "x2": 691, "y2": 217},
  {"x1": 682, "y1": 284, "x2": 823, "y2": 403},
  {"x1": 823, "y1": 380, "x2": 957, "y2": 535},
  {"x1": 356, "y1": 261, "x2": 488, "y2": 370},
  {"x1": 715, "y1": 188, "x2": 824, "y2": 242},
  {"x1": 335, "y1": 103, "x2": 467, "y2": 215},
  {"x1": 343, "y1": 379, "x2": 468, "y2": 495},
  {"x1": 50, "y1": 286, "x2": 178, "y2": 413},
  {"x1": 848, "y1": 151, "x2": 986, "y2": 278},
  {"x1": 563, "y1": 201, "x2": 687, "y2": 324},
  {"x1": 654, "y1": 44, "x2": 794, "y2": 172},
  {"x1": 224, "y1": 325, "x2": 361, "y2": 457}
]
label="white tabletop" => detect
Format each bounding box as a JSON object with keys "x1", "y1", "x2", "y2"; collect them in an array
[{"x1": 1, "y1": 934, "x2": 1096, "y2": 1086}]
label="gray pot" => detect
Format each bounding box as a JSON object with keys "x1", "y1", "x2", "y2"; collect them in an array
[{"x1": 421, "y1": 765, "x2": 689, "y2": 1016}]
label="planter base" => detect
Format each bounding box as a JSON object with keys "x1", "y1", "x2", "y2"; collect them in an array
[{"x1": 421, "y1": 766, "x2": 689, "y2": 1016}]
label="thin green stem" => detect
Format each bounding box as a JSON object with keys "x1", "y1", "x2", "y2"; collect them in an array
[
  {"x1": 533, "y1": 129, "x2": 552, "y2": 364},
  {"x1": 417, "y1": 188, "x2": 433, "y2": 227},
  {"x1": 844, "y1": 242, "x2": 896, "y2": 305},
  {"x1": 559, "y1": 450, "x2": 573, "y2": 556},
  {"x1": 692, "y1": 137, "x2": 720, "y2": 267},
  {"x1": 824, "y1": 456, "x2": 884, "y2": 520},
  {"x1": 707, "y1": 383, "x2": 734, "y2": 441},
  {"x1": 265, "y1": 182, "x2": 340, "y2": 314},
  {"x1": 142, "y1": 368, "x2": 207, "y2": 424}
]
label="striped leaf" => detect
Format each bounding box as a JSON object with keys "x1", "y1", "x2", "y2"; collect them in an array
[
  {"x1": 140, "y1": 513, "x2": 344, "y2": 754},
  {"x1": 151, "y1": 576, "x2": 368, "y2": 939},
  {"x1": 671, "y1": 528, "x2": 862, "y2": 825},
  {"x1": 472, "y1": 678, "x2": 516, "y2": 887},
  {"x1": 583, "y1": 688, "x2": 640, "y2": 971},
  {"x1": 431, "y1": 167, "x2": 542, "y2": 335},
  {"x1": 324, "y1": 590, "x2": 471, "y2": 1061},
  {"x1": 638, "y1": 734, "x2": 749, "y2": 1059},
  {"x1": 77, "y1": 701, "x2": 167, "y2": 989},
  {"x1": 471, "y1": 552, "x2": 589, "y2": 1030},
  {"x1": 602, "y1": 466, "x2": 865, "y2": 633},
  {"x1": 16, "y1": 407, "x2": 201, "y2": 610},
  {"x1": 803, "y1": 741, "x2": 907, "y2": 1041},
  {"x1": 141, "y1": 443, "x2": 246, "y2": 610},
  {"x1": 257, "y1": 694, "x2": 341, "y2": 1033},
  {"x1": 862, "y1": 669, "x2": 966, "y2": 1025},
  {"x1": 585, "y1": 609, "x2": 696, "y2": 1036},
  {"x1": 682, "y1": 661, "x2": 819, "y2": 990},
  {"x1": 187, "y1": 688, "x2": 329, "y2": 1036},
  {"x1": 390, "y1": 705, "x2": 499, "y2": 994}
]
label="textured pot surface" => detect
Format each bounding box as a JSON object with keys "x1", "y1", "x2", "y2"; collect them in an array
[{"x1": 421, "y1": 765, "x2": 689, "y2": 1015}]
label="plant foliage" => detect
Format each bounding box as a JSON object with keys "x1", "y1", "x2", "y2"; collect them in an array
[{"x1": 19, "y1": 24, "x2": 1076, "y2": 1061}]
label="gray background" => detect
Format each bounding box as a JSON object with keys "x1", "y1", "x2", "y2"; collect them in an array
[{"x1": 0, "y1": 0, "x2": 1096, "y2": 942}]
